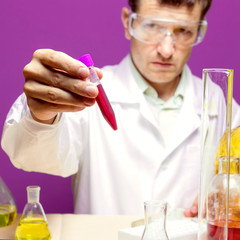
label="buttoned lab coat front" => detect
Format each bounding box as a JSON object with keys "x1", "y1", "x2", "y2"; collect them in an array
[{"x1": 2, "y1": 55, "x2": 240, "y2": 215}]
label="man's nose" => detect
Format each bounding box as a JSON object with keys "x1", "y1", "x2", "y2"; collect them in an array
[{"x1": 157, "y1": 34, "x2": 175, "y2": 59}]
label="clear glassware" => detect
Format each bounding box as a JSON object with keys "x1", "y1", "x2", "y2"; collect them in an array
[
  {"x1": 0, "y1": 176, "x2": 17, "y2": 227},
  {"x1": 207, "y1": 156, "x2": 240, "y2": 239},
  {"x1": 141, "y1": 200, "x2": 169, "y2": 240},
  {"x1": 15, "y1": 186, "x2": 51, "y2": 240},
  {"x1": 199, "y1": 69, "x2": 240, "y2": 240}
]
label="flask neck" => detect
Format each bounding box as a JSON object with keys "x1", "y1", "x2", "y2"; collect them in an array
[
  {"x1": 27, "y1": 186, "x2": 40, "y2": 203},
  {"x1": 219, "y1": 157, "x2": 240, "y2": 174},
  {"x1": 144, "y1": 200, "x2": 167, "y2": 226}
]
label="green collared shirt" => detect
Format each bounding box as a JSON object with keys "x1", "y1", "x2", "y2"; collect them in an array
[{"x1": 129, "y1": 57, "x2": 188, "y2": 145}]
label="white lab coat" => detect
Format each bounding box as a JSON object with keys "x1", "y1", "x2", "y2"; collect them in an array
[{"x1": 2, "y1": 55, "x2": 240, "y2": 215}]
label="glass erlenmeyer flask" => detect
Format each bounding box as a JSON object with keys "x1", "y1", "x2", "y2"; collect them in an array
[
  {"x1": 141, "y1": 200, "x2": 169, "y2": 240},
  {"x1": 15, "y1": 186, "x2": 51, "y2": 240},
  {"x1": 0, "y1": 176, "x2": 17, "y2": 227}
]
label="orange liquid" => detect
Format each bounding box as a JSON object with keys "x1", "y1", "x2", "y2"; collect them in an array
[{"x1": 208, "y1": 221, "x2": 240, "y2": 240}]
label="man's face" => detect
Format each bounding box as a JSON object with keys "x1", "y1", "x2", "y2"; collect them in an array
[{"x1": 122, "y1": 0, "x2": 202, "y2": 86}]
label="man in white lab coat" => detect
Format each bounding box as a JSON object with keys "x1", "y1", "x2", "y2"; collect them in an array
[{"x1": 2, "y1": 0, "x2": 239, "y2": 215}]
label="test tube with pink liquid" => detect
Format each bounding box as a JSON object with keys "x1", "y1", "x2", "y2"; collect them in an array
[{"x1": 78, "y1": 54, "x2": 117, "y2": 131}]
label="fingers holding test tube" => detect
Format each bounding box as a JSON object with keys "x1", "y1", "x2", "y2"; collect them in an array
[{"x1": 23, "y1": 49, "x2": 103, "y2": 124}]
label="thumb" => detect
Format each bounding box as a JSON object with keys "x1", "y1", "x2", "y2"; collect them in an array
[{"x1": 184, "y1": 196, "x2": 198, "y2": 217}]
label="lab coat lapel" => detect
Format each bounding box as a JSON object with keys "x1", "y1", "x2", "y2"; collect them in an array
[
  {"x1": 139, "y1": 97, "x2": 160, "y2": 130},
  {"x1": 161, "y1": 68, "x2": 202, "y2": 161},
  {"x1": 103, "y1": 55, "x2": 141, "y2": 104},
  {"x1": 105, "y1": 55, "x2": 160, "y2": 129}
]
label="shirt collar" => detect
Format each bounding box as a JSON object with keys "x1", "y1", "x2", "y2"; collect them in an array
[{"x1": 129, "y1": 56, "x2": 188, "y2": 109}]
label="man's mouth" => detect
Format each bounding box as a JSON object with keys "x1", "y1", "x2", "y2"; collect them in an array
[{"x1": 152, "y1": 61, "x2": 173, "y2": 67}]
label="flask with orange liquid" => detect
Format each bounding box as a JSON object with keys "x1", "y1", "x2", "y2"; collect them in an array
[{"x1": 207, "y1": 126, "x2": 240, "y2": 240}]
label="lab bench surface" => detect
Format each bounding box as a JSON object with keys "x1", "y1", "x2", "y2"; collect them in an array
[{"x1": 0, "y1": 214, "x2": 140, "y2": 240}]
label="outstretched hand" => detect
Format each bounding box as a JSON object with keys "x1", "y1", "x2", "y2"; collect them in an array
[{"x1": 23, "y1": 49, "x2": 103, "y2": 124}]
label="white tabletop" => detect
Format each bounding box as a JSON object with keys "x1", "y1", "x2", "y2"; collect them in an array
[{"x1": 0, "y1": 214, "x2": 140, "y2": 240}]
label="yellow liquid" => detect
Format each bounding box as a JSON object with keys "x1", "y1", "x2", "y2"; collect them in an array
[
  {"x1": 15, "y1": 218, "x2": 51, "y2": 240},
  {"x1": 0, "y1": 204, "x2": 17, "y2": 227},
  {"x1": 215, "y1": 126, "x2": 240, "y2": 173}
]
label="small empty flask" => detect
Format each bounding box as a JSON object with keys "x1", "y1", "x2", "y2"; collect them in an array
[
  {"x1": 141, "y1": 200, "x2": 169, "y2": 240},
  {"x1": 15, "y1": 186, "x2": 51, "y2": 240},
  {"x1": 0, "y1": 176, "x2": 17, "y2": 227}
]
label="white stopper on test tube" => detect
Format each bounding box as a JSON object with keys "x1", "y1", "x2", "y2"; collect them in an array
[{"x1": 27, "y1": 186, "x2": 40, "y2": 203}]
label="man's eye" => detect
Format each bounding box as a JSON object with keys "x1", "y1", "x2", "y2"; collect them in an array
[
  {"x1": 142, "y1": 22, "x2": 158, "y2": 30},
  {"x1": 175, "y1": 28, "x2": 193, "y2": 36}
]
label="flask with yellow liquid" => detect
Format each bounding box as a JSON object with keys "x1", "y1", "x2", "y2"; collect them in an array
[
  {"x1": 215, "y1": 126, "x2": 240, "y2": 174},
  {"x1": 15, "y1": 186, "x2": 51, "y2": 240},
  {"x1": 0, "y1": 176, "x2": 17, "y2": 227}
]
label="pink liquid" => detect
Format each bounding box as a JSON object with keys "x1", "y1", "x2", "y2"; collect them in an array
[
  {"x1": 96, "y1": 84, "x2": 117, "y2": 131},
  {"x1": 207, "y1": 221, "x2": 240, "y2": 240}
]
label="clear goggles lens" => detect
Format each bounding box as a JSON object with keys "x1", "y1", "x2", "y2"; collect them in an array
[{"x1": 129, "y1": 13, "x2": 207, "y2": 47}]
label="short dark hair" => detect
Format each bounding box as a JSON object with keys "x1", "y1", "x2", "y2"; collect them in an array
[{"x1": 128, "y1": 0, "x2": 212, "y2": 19}]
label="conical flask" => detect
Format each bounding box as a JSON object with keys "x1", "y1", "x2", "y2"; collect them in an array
[
  {"x1": 0, "y1": 176, "x2": 17, "y2": 227},
  {"x1": 141, "y1": 200, "x2": 169, "y2": 240},
  {"x1": 15, "y1": 186, "x2": 51, "y2": 240}
]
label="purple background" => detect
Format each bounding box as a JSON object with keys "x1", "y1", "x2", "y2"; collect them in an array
[{"x1": 0, "y1": 0, "x2": 239, "y2": 213}]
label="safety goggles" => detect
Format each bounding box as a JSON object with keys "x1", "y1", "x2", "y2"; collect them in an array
[{"x1": 128, "y1": 13, "x2": 207, "y2": 47}]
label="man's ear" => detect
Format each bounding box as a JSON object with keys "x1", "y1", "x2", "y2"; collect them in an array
[{"x1": 121, "y1": 7, "x2": 131, "y2": 40}]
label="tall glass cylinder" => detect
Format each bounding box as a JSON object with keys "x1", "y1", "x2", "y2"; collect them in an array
[{"x1": 198, "y1": 69, "x2": 240, "y2": 240}]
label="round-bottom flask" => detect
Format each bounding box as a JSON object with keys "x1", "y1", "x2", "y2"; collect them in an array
[
  {"x1": 141, "y1": 200, "x2": 169, "y2": 240},
  {"x1": 207, "y1": 157, "x2": 240, "y2": 240},
  {"x1": 0, "y1": 177, "x2": 17, "y2": 227},
  {"x1": 15, "y1": 186, "x2": 51, "y2": 240}
]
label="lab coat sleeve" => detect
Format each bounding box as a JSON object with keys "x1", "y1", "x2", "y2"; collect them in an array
[{"x1": 1, "y1": 93, "x2": 82, "y2": 177}]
